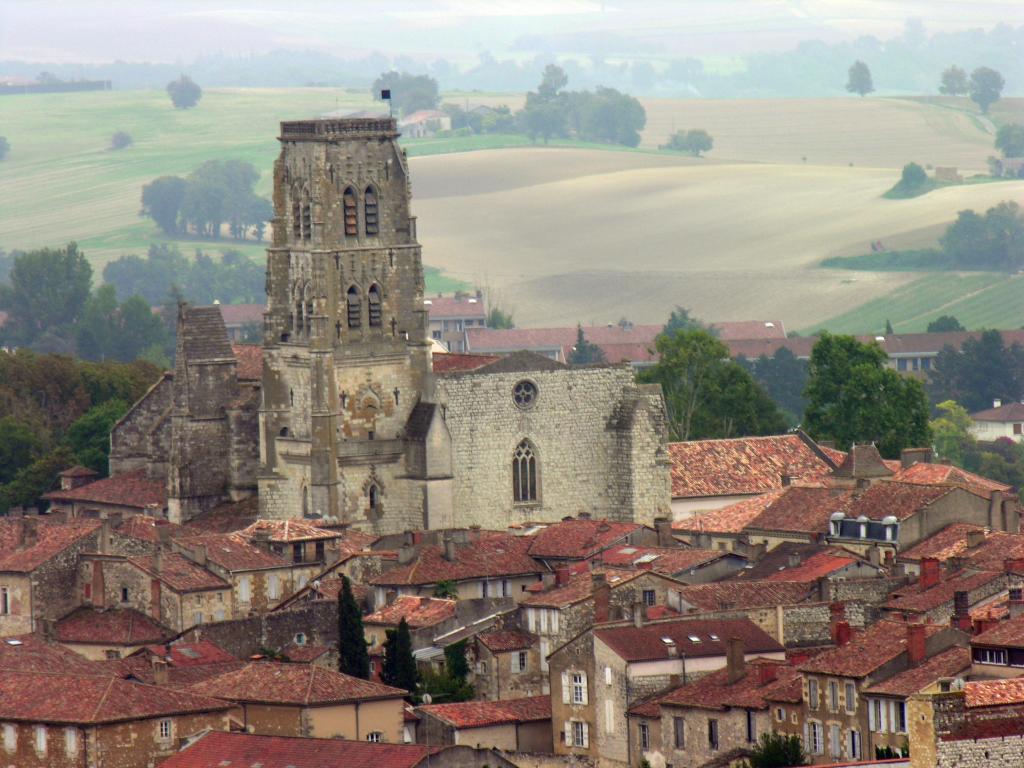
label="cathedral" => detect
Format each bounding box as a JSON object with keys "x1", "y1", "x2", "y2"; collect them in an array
[{"x1": 111, "y1": 117, "x2": 671, "y2": 534}]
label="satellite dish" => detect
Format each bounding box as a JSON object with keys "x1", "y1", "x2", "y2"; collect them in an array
[{"x1": 421, "y1": 693, "x2": 433, "y2": 705}]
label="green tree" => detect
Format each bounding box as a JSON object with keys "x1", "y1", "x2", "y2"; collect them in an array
[
  {"x1": 995, "y1": 124, "x2": 1024, "y2": 159},
  {"x1": 930, "y1": 330, "x2": 1024, "y2": 413},
  {"x1": 110, "y1": 131, "x2": 133, "y2": 150},
  {"x1": 167, "y1": 75, "x2": 202, "y2": 109},
  {"x1": 372, "y1": 71, "x2": 440, "y2": 116},
  {"x1": 573, "y1": 87, "x2": 646, "y2": 147},
  {"x1": 661, "y1": 129, "x2": 713, "y2": 156},
  {"x1": 433, "y1": 580, "x2": 459, "y2": 599},
  {"x1": 927, "y1": 315, "x2": 965, "y2": 333},
  {"x1": 76, "y1": 286, "x2": 169, "y2": 363},
  {"x1": 737, "y1": 347, "x2": 809, "y2": 426},
  {"x1": 0, "y1": 417, "x2": 42, "y2": 484},
  {"x1": 939, "y1": 65, "x2": 968, "y2": 96},
  {"x1": 803, "y1": 332, "x2": 931, "y2": 458},
  {"x1": 742, "y1": 732, "x2": 808, "y2": 767},
  {"x1": 940, "y1": 202, "x2": 1024, "y2": 272},
  {"x1": 661, "y1": 306, "x2": 709, "y2": 337},
  {"x1": 0, "y1": 243, "x2": 92, "y2": 348},
  {"x1": 381, "y1": 618, "x2": 418, "y2": 698},
  {"x1": 931, "y1": 400, "x2": 975, "y2": 466},
  {"x1": 337, "y1": 575, "x2": 370, "y2": 679},
  {"x1": 520, "y1": 65, "x2": 569, "y2": 144},
  {"x1": 900, "y1": 162, "x2": 927, "y2": 188},
  {"x1": 487, "y1": 306, "x2": 514, "y2": 329},
  {"x1": 0, "y1": 136, "x2": 10, "y2": 160},
  {"x1": 569, "y1": 325, "x2": 606, "y2": 365},
  {"x1": 969, "y1": 67, "x2": 1005, "y2": 114},
  {"x1": 0, "y1": 445, "x2": 75, "y2": 513},
  {"x1": 846, "y1": 60, "x2": 874, "y2": 96},
  {"x1": 444, "y1": 639, "x2": 470, "y2": 682},
  {"x1": 141, "y1": 176, "x2": 187, "y2": 235},
  {"x1": 64, "y1": 399, "x2": 130, "y2": 475}
]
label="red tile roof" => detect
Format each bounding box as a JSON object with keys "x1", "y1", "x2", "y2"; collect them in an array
[
  {"x1": 369, "y1": 532, "x2": 542, "y2": 586},
  {"x1": 673, "y1": 492, "x2": 782, "y2": 535},
  {"x1": 56, "y1": 606, "x2": 172, "y2": 646},
  {"x1": 128, "y1": 553, "x2": 230, "y2": 592},
  {"x1": 418, "y1": 695, "x2": 550, "y2": 729},
  {"x1": 159, "y1": 732, "x2": 439, "y2": 768},
  {"x1": 425, "y1": 295, "x2": 487, "y2": 319},
  {"x1": 0, "y1": 671, "x2": 231, "y2": 724},
  {"x1": 527, "y1": 518, "x2": 643, "y2": 559},
  {"x1": 0, "y1": 633, "x2": 108, "y2": 675},
  {"x1": 231, "y1": 343, "x2": 263, "y2": 380},
  {"x1": 139, "y1": 640, "x2": 237, "y2": 667},
  {"x1": 219, "y1": 304, "x2": 264, "y2": 325},
  {"x1": 595, "y1": 617, "x2": 783, "y2": 662},
  {"x1": 0, "y1": 517, "x2": 101, "y2": 572},
  {"x1": 364, "y1": 596, "x2": 457, "y2": 628},
  {"x1": 520, "y1": 567, "x2": 640, "y2": 608},
  {"x1": 478, "y1": 630, "x2": 535, "y2": 652},
  {"x1": 898, "y1": 523, "x2": 989, "y2": 563},
  {"x1": 863, "y1": 646, "x2": 971, "y2": 697},
  {"x1": 188, "y1": 661, "x2": 406, "y2": 705},
  {"x1": 676, "y1": 581, "x2": 813, "y2": 612},
  {"x1": 965, "y1": 677, "x2": 1024, "y2": 708},
  {"x1": 182, "y1": 496, "x2": 260, "y2": 534},
  {"x1": 884, "y1": 570, "x2": 1002, "y2": 614},
  {"x1": 60, "y1": 465, "x2": 99, "y2": 478},
  {"x1": 970, "y1": 614, "x2": 1024, "y2": 649},
  {"x1": 636, "y1": 660, "x2": 800, "y2": 714},
  {"x1": 798, "y1": 620, "x2": 947, "y2": 678},
  {"x1": 746, "y1": 486, "x2": 854, "y2": 535},
  {"x1": 597, "y1": 545, "x2": 726, "y2": 574},
  {"x1": 178, "y1": 532, "x2": 289, "y2": 571},
  {"x1": 762, "y1": 550, "x2": 859, "y2": 582},
  {"x1": 115, "y1": 515, "x2": 184, "y2": 544},
  {"x1": 971, "y1": 402, "x2": 1024, "y2": 422},
  {"x1": 44, "y1": 468, "x2": 167, "y2": 509},
  {"x1": 963, "y1": 532, "x2": 1024, "y2": 571},
  {"x1": 840, "y1": 481, "x2": 957, "y2": 521},
  {"x1": 281, "y1": 643, "x2": 332, "y2": 663},
  {"x1": 432, "y1": 352, "x2": 502, "y2": 373},
  {"x1": 892, "y1": 463, "x2": 1011, "y2": 499},
  {"x1": 120, "y1": 642, "x2": 245, "y2": 688},
  {"x1": 667, "y1": 434, "x2": 837, "y2": 499},
  {"x1": 336, "y1": 528, "x2": 381, "y2": 557},
  {"x1": 240, "y1": 518, "x2": 341, "y2": 543}
]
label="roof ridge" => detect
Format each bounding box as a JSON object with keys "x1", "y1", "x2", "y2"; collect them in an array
[
  {"x1": 305, "y1": 664, "x2": 316, "y2": 705},
  {"x1": 92, "y1": 676, "x2": 116, "y2": 722}
]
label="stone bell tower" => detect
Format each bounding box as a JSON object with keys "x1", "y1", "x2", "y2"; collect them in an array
[{"x1": 258, "y1": 117, "x2": 446, "y2": 531}]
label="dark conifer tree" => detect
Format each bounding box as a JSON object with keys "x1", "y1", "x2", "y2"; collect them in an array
[
  {"x1": 337, "y1": 575, "x2": 369, "y2": 679},
  {"x1": 381, "y1": 617, "x2": 418, "y2": 697}
]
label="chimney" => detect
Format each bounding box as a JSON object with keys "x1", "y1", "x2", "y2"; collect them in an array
[
  {"x1": 868, "y1": 545, "x2": 881, "y2": 567},
  {"x1": 832, "y1": 621, "x2": 852, "y2": 647},
  {"x1": 900, "y1": 447, "x2": 934, "y2": 469},
  {"x1": 252, "y1": 529, "x2": 272, "y2": 552},
  {"x1": 192, "y1": 544, "x2": 207, "y2": 567},
  {"x1": 781, "y1": 466, "x2": 796, "y2": 487},
  {"x1": 989, "y1": 491, "x2": 1004, "y2": 530},
  {"x1": 787, "y1": 551, "x2": 801, "y2": 569},
  {"x1": 151, "y1": 657, "x2": 169, "y2": 686},
  {"x1": 39, "y1": 618, "x2": 56, "y2": 643},
  {"x1": 1007, "y1": 559, "x2": 1024, "y2": 575},
  {"x1": 541, "y1": 572, "x2": 555, "y2": 590},
  {"x1": 632, "y1": 600, "x2": 645, "y2": 628},
  {"x1": 555, "y1": 566, "x2": 572, "y2": 587},
  {"x1": 952, "y1": 590, "x2": 972, "y2": 632},
  {"x1": 398, "y1": 543, "x2": 416, "y2": 565},
  {"x1": 156, "y1": 525, "x2": 173, "y2": 550},
  {"x1": 385, "y1": 589, "x2": 398, "y2": 606},
  {"x1": 443, "y1": 536, "x2": 457, "y2": 563},
  {"x1": 994, "y1": 398, "x2": 1003, "y2": 409},
  {"x1": 654, "y1": 517, "x2": 674, "y2": 547},
  {"x1": 665, "y1": 639, "x2": 678, "y2": 658},
  {"x1": 906, "y1": 624, "x2": 927, "y2": 665},
  {"x1": 91, "y1": 560, "x2": 105, "y2": 608},
  {"x1": 966, "y1": 529, "x2": 985, "y2": 549},
  {"x1": 919, "y1": 557, "x2": 941, "y2": 590},
  {"x1": 20, "y1": 518, "x2": 38, "y2": 549},
  {"x1": 592, "y1": 572, "x2": 610, "y2": 623},
  {"x1": 1009, "y1": 586, "x2": 1024, "y2": 619},
  {"x1": 153, "y1": 549, "x2": 163, "y2": 574},
  {"x1": 726, "y1": 637, "x2": 745, "y2": 684},
  {"x1": 758, "y1": 662, "x2": 779, "y2": 686}
]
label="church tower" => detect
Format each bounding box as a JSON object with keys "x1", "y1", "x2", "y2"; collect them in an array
[{"x1": 258, "y1": 117, "x2": 444, "y2": 531}]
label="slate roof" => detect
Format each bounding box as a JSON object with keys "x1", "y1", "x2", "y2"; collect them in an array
[
  {"x1": 231, "y1": 343, "x2": 263, "y2": 380},
  {"x1": 635, "y1": 660, "x2": 800, "y2": 714},
  {"x1": 128, "y1": 553, "x2": 230, "y2": 592},
  {"x1": 839, "y1": 481, "x2": 957, "y2": 522},
  {"x1": 0, "y1": 671, "x2": 232, "y2": 724},
  {"x1": 667, "y1": 434, "x2": 837, "y2": 499},
  {"x1": 43, "y1": 467, "x2": 167, "y2": 509},
  {"x1": 179, "y1": 305, "x2": 234, "y2": 361},
  {"x1": 0, "y1": 517, "x2": 101, "y2": 572},
  {"x1": 520, "y1": 567, "x2": 640, "y2": 608},
  {"x1": 597, "y1": 545, "x2": 726, "y2": 574},
  {"x1": 891, "y1": 462, "x2": 1010, "y2": 499},
  {"x1": 431, "y1": 352, "x2": 501, "y2": 374},
  {"x1": 971, "y1": 402, "x2": 1024, "y2": 422},
  {"x1": 364, "y1": 596, "x2": 457, "y2": 628},
  {"x1": 418, "y1": 695, "x2": 551, "y2": 728},
  {"x1": 478, "y1": 630, "x2": 535, "y2": 653},
  {"x1": 369, "y1": 532, "x2": 542, "y2": 586},
  {"x1": 745, "y1": 486, "x2": 854, "y2": 535},
  {"x1": 56, "y1": 606, "x2": 173, "y2": 646},
  {"x1": 898, "y1": 523, "x2": 989, "y2": 563},
  {"x1": 673, "y1": 491, "x2": 782, "y2": 535},
  {"x1": 177, "y1": 532, "x2": 289, "y2": 571},
  {"x1": 526, "y1": 518, "x2": 643, "y2": 559},
  {"x1": 676, "y1": 581, "x2": 813, "y2": 612},
  {"x1": 159, "y1": 732, "x2": 439, "y2": 768},
  {"x1": 970, "y1": 614, "x2": 1024, "y2": 649},
  {"x1": 883, "y1": 570, "x2": 1002, "y2": 614},
  {"x1": 405, "y1": 401, "x2": 437, "y2": 440},
  {"x1": 965, "y1": 677, "x2": 1024, "y2": 708},
  {"x1": 797, "y1": 620, "x2": 946, "y2": 678},
  {"x1": 595, "y1": 617, "x2": 783, "y2": 662},
  {"x1": 189, "y1": 661, "x2": 406, "y2": 705},
  {"x1": 863, "y1": 646, "x2": 971, "y2": 696},
  {"x1": 240, "y1": 518, "x2": 341, "y2": 543}
]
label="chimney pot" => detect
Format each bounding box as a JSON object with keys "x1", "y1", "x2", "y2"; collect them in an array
[
  {"x1": 787, "y1": 551, "x2": 801, "y2": 569},
  {"x1": 967, "y1": 529, "x2": 985, "y2": 549},
  {"x1": 907, "y1": 623, "x2": 927, "y2": 665},
  {"x1": 555, "y1": 567, "x2": 572, "y2": 587},
  {"x1": 920, "y1": 557, "x2": 941, "y2": 590},
  {"x1": 995, "y1": 398, "x2": 1003, "y2": 409},
  {"x1": 632, "y1": 600, "x2": 645, "y2": 628},
  {"x1": 151, "y1": 657, "x2": 169, "y2": 686}
]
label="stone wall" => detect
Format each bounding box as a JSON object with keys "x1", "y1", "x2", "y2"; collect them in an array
[
  {"x1": 181, "y1": 600, "x2": 339, "y2": 657},
  {"x1": 936, "y1": 736, "x2": 1024, "y2": 767},
  {"x1": 109, "y1": 374, "x2": 172, "y2": 478}
]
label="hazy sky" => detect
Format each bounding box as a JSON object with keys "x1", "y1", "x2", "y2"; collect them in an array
[{"x1": 1, "y1": 1, "x2": 1021, "y2": 63}]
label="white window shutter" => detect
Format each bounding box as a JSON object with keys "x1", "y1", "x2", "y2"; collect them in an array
[
  {"x1": 562, "y1": 671, "x2": 570, "y2": 704},
  {"x1": 551, "y1": 609, "x2": 559, "y2": 634},
  {"x1": 564, "y1": 721, "x2": 572, "y2": 747},
  {"x1": 581, "y1": 673, "x2": 589, "y2": 705},
  {"x1": 868, "y1": 699, "x2": 875, "y2": 731},
  {"x1": 582, "y1": 722, "x2": 590, "y2": 749},
  {"x1": 527, "y1": 608, "x2": 536, "y2": 632}
]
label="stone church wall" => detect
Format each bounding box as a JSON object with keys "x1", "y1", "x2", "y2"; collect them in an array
[{"x1": 110, "y1": 374, "x2": 172, "y2": 478}]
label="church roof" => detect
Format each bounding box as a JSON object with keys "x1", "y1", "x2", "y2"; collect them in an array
[
  {"x1": 470, "y1": 350, "x2": 567, "y2": 374},
  {"x1": 179, "y1": 305, "x2": 234, "y2": 362}
]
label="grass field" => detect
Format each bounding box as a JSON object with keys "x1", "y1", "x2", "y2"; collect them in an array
[{"x1": 2, "y1": 87, "x2": 1024, "y2": 329}]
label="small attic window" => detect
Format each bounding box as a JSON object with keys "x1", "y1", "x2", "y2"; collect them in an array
[
  {"x1": 688, "y1": 635, "x2": 701, "y2": 643},
  {"x1": 5, "y1": 639, "x2": 22, "y2": 646},
  {"x1": 709, "y1": 633, "x2": 720, "y2": 641},
  {"x1": 660, "y1": 637, "x2": 674, "y2": 644}
]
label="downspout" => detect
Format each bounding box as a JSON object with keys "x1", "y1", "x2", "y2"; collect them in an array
[
  {"x1": 495, "y1": 648, "x2": 502, "y2": 700},
  {"x1": 356, "y1": 700, "x2": 361, "y2": 740}
]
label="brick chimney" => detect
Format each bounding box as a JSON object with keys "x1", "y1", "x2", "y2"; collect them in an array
[
  {"x1": 1006, "y1": 559, "x2": 1024, "y2": 575},
  {"x1": 555, "y1": 566, "x2": 572, "y2": 587},
  {"x1": 632, "y1": 600, "x2": 645, "y2": 628},
  {"x1": 952, "y1": 590, "x2": 972, "y2": 632},
  {"x1": 1009, "y1": 586, "x2": 1024, "y2": 619},
  {"x1": 920, "y1": 557, "x2": 941, "y2": 590},
  {"x1": 726, "y1": 637, "x2": 745, "y2": 684},
  {"x1": 907, "y1": 623, "x2": 927, "y2": 666},
  {"x1": 966, "y1": 529, "x2": 985, "y2": 549},
  {"x1": 592, "y1": 572, "x2": 610, "y2": 623},
  {"x1": 758, "y1": 662, "x2": 779, "y2": 686},
  {"x1": 151, "y1": 657, "x2": 169, "y2": 686},
  {"x1": 832, "y1": 621, "x2": 852, "y2": 647}
]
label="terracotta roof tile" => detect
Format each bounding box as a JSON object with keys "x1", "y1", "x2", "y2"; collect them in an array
[
  {"x1": 863, "y1": 646, "x2": 971, "y2": 696},
  {"x1": 56, "y1": 606, "x2": 172, "y2": 646},
  {"x1": 432, "y1": 352, "x2": 501, "y2": 373},
  {"x1": 43, "y1": 468, "x2": 167, "y2": 509},
  {"x1": 369, "y1": 532, "x2": 542, "y2": 586},
  {"x1": 840, "y1": 481, "x2": 957, "y2": 522},
  {"x1": 189, "y1": 661, "x2": 407, "y2": 705},
  {"x1": 677, "y1": 581, "x2": 814, "y2": 612},
  {"x1": 281, "y1": 644, "x2": 332, "y2": 663},
  {"x1": 963, "y1": 532, "x2": 1024, "y2": 571},
  {"x1": 159, "y1": 731, "x2": 439, "y2": 768},
  {"x1": 128, "y1": 553, "x2": 230, "y2": 592},
  {"x1": 638, "y1": 660, "x2": 800, "y2": 713},
  {"x1": 597, "y1": 545, "x2": 726, "y2": 574},
  {"x1": 0, "y1": 633, "x2": 109, "y2": 675},
  {"x1": 970, "y1": 614, "x2": 1024, "y2": 649},
  {"x1": 231, "y1": 343, "x2": 263, "y2": 380},
  {"x1": 424, "y1": 296, "x2": 487, "y2": 319},
  {"x1": 831, "y1": 444, "x2": 894, "y2": 479},
  {"x1": 478, "y1": 630, "x2": 534, "y2": 652},
  {"x1": 520, "y1": 567, "x2": 640, "y2": 608},
  {"x1": 418, "y1": 695, "x2": 550, "y2": 729},
  {"x1": 746, "y1": 486, "x2": 854, "y2": 535},
  {"x1": 218, "y1": 303, "x2": 264, "y2": 326},
  {"x1": 899, "y1": 523, "x2": 989, "y2": 564},
  {"x1": 120, "y1": 642, "x2": 245, "y2": 687},
  {"x1": 178, "y1": 532, "x2": 289, "y2": 571},
  {"x1": 59, "y1": 465, "x2": 99, "y2": 478},
  {"x1": 240, "y1": 518, "x2": 341, "y2": 543},
  {"x1": 138, "y1": 641, "x2": 237, "y2": 667},
  {"x1": 965, "y1": 677, "x2": 1024, "y2": 708},
  {"x1": 595, "y1": 617, "x2": 783, "y2": 662},
  {"x1": 364, "y1": 596, "x2": 457, "y2": 628},
  {"x1": 892, "y1": 463, "x2": 1010, "y2": 499},
  {"x1": 0, "y1": 671, "x2": 232, "y2": 724},
  {"x1": 762, "y1": 550, "x2": 860, "y2": 582},
  {"x1": 971, "y1": 402, "x2": 1024, "y2": 422},
  {"x1": 527, "y1": 519, "x2": 643, "y2": 559},
  {"x1": 884, "y1": 570, "x2": 1002, "y2": 614},
  {"x1": 673, "y1": 492, "x2": 783, "y2": 535},
  {"x1": 798, "y1": 620, "x2": 946, "y2": 678},
  {"x1": 181, "y1": 496, "x2": 260, "y2": 534},
  {"x1": 115, "y1": 515, "x2": 184, "y2": 544},
  {"x1": 667, "y1": 434, "x2": 837, "y2": 499},
  {"x1": 0, "y1": 518, "x2": 101, "y2": 572}
]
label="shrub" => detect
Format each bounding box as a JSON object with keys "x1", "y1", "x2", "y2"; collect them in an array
[{"x1": 110, "y1": 131, "x2": 133, "y2": 150}]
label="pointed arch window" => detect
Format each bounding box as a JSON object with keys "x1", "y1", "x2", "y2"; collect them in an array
[
  {"x1": 368, "y1": 284, "x2": 382, "y2": 328},
  {"x1": 513, "y1": 440, "x2": 538, "y2": 503},
  {"x1": 364, "y1": 186, "x2": 379, "y2": 235},
  {"x1": 343, "y1": 187, "x2": 358, "y2": 236},
  {"x1": 292, "y1": 192, "x2": 302, "y2": 240},
  {"x1": 346, "y1": 285, "x2": 361, "y2": 329},
  {"x1": 368, "y1": 484, "x2": 381, "y2": 519}
]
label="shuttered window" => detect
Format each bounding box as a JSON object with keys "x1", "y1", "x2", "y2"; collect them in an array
[
  {"x1": 343, "y1": 188, "x2": 358, "y2": 236},
  {"x1": 368, "y1": 284, "x2": 382, "y2": 327},
  {"x1": 364, "y1": 187, "x2": 379, "y2": 235},
  {"x1": 347, "y1": 286, "x2": 361, "y2": 329}
]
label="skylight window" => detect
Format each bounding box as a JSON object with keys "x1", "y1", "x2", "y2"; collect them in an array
[
  {"x1": 709, "y1": 634, "x2": 720, "y2": 641},
  {"x1": 635, "y1": 553, "x2": 659, "y2": 564},
  {"x1": 4, "y1": 639, "x2": 22, "y2": 646},
  {"x1": 618, "y1": 547, "x2": 637, "y2": 554},
  {"x1": 661, "y1": 637, "x2": 674, "y2": 644},
  {"x1": 688, "y1": 635, "x2": 701, "y2": 643}
]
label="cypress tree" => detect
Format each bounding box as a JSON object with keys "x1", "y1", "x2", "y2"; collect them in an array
[
  {"x1": 381, "y1": 617, "x2": 418, "y2": 697},
  {"x1": 337, "y1": 575, "x2": 369, "y2": 679}
]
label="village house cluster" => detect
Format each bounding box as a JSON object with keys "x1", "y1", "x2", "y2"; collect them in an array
[{"x1": 6, "y1": 117, "x2": 1024, "y2": 768}]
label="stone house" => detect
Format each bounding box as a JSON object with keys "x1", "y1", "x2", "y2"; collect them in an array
[
  {"x1": 43, "y1": 468, "x2": 168, "y2": 519},
  {"x1": 796, "y1": 619, "x2": 966, "y2": 764},
  {"x1": 882, "y1": 562, "x2": 1006, "y2": 624},
  {"x1": 473, "y1": 629, "x2": 544, "y2": 701},
  {"x1": 0, "y1": 517, "x2": 102, "y2": 637},
  {"x1": 0, "y1": 669, "x2": 234, "y2": 768},
  {"x1": 970, "y1": 400, "x2": 1024, "y2": 442},
  {"x1": 628, "y1": 655, "x2": 802, "y2": 768},
  {"x1": 79, "y1": 551, "x2": 233, "y2": 632},
  {"x1": 369, "y1": 531, "x2": 544, "y2": 605},
  {"x1": 548, "y1": 615, "x2": 784, "y2": 764},
  {"x1": 188, "y1": 661, "x2": 407, "y2": 741},
  {"x1": 523, "y1": 518, "x2": 651, "y2": 568},
  {"x1": 54, "y1": 605, "x2": 173, "y2": 660},
  {"x1": 425, "y1": 292, "x2": 487, "y2": 352},
  {"x1": 119, "y1": 640, "x2": 245, "y2": 687},
  {"x1": 415, "y1": 695, "x2": 552, "y2": 751},
  {"x1": 364, "y1": 595, "x2": 457, "y2": 678},
  {"x1": 594, "y1": 543, "x2": 746, "y2": 583},
  {"x1": 968, "y1": 610, "x2": 1024, "y2": 678},
  {"x1": 236, "y1": 517, "x2": 346, "y2": 567}
]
